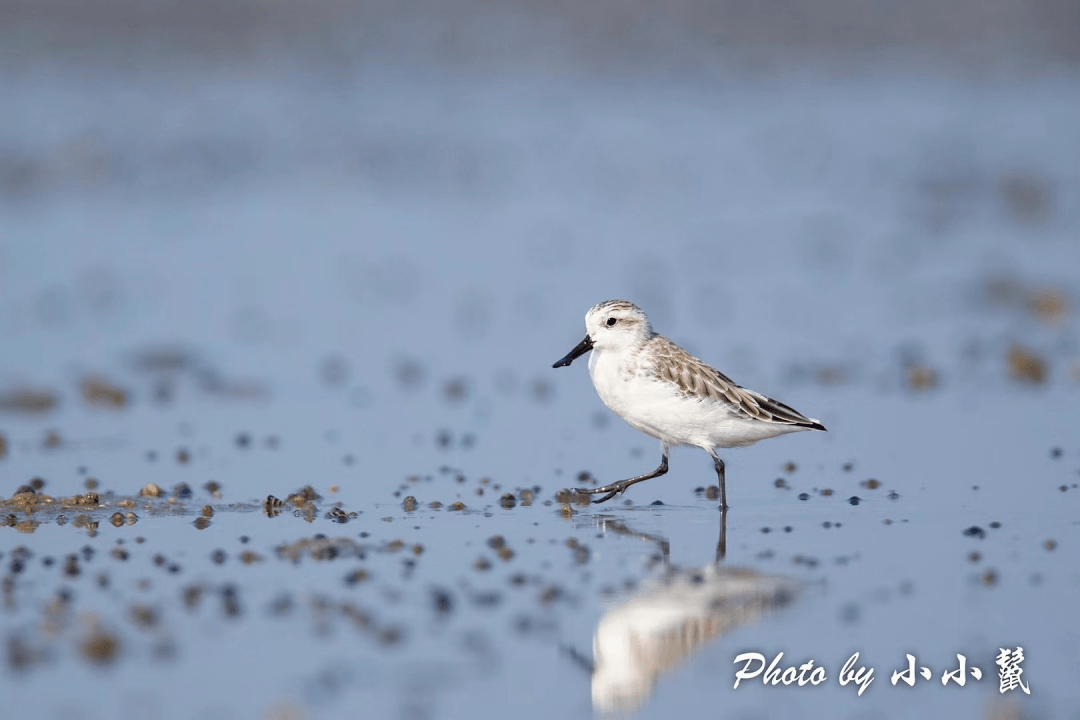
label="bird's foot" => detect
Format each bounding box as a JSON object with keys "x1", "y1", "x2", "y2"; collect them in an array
[{"x1": 571, "y1": 483, "x2": 627, "y2": 505}]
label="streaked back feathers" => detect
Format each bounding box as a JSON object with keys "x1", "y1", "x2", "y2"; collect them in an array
[{"x1": 644, "y1": 336, "x2": 825, "y2": 430}]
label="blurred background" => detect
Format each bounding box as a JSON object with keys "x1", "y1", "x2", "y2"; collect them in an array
[
  {"x1": 2, "y1": 2, "x2": 1079, "y2": 719},
  {"x1": 2, "y1": 0, "x2": 1078, "y2": 385}
]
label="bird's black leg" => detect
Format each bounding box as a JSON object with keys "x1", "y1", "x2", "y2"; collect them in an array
[
  {"x1": 716, "y1": 506, "x2": 728, "y2": 562},
  {"x1": 572, "y1": 453, "x2": 669, "y2": 504},
  {"x1": 709, "y1": 451, "x2": 728, "y2": 509}
]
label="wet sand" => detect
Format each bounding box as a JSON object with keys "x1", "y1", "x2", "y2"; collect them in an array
[{"x1": 2, "y1": 13, "x2": 1079, "y2": 719}]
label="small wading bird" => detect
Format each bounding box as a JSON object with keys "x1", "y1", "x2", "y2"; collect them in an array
[{"x1": 552, "y1": 300, "x2": 826, "y2": 508}]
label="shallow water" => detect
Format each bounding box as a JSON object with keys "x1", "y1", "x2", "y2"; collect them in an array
[{"x1": 2, "y1": 52, "x2": 1079, "y2": 720}]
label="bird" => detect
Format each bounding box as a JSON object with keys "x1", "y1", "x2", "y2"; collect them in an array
[{"x1": 552, "y1": 300, "x2": 825, "y2": 508}]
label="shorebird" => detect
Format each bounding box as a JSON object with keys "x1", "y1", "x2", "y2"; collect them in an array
[{"x1": 553, "y1": 300, "x2": 825, "y2": 507}]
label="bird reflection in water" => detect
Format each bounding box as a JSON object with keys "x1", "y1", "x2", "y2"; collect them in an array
[{"x1": 571, "y1": 512, "x2": 800, "y2": 713}]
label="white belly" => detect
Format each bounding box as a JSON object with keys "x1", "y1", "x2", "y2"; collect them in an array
[{"x1": 588, "y1": 349, "x2": 809, "y2": 449}]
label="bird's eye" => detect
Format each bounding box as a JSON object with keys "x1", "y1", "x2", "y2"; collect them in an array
[{"x1": 606, "y1": 317, "x2": 617, "y2": 327}]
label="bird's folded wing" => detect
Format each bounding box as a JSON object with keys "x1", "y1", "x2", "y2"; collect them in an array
[{"x1": 645, "y1": 337, "x2": 824, "y2": 429}]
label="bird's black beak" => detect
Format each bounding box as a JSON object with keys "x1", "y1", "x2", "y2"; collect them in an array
[{"x1": 552, "y1": 335, "x2": 593, "y2": 368}]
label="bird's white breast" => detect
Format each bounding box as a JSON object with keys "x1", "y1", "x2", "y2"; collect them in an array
[{"x1": 588, "y1": 347, "x2": 704, "y2": 445}]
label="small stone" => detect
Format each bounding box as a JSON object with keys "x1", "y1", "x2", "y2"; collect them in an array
[
  {"x1": 263, "y1": 495, "x2": 284, "y2": 516},
  {"x1": 432, "y1": 589, "x2": 453, "y2": 614},
  {"x1": 904, "y1": 364, "x2": 938, "y2": 391},
  {"x1": 1007, "y1": 344, "x2": 1047, "y2": 384},
  {"x1": 240, "y1": 551, "x2": 263, "y2": 565},
  {"x1": 80, "y1": 628, "x2": 121, "y2": 665}
]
